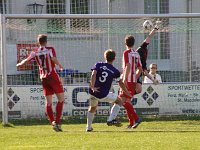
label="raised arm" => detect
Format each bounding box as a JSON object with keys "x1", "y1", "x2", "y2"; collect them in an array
[{"x1": 144, "y1": 27, "x2": 158, "y2": 44}]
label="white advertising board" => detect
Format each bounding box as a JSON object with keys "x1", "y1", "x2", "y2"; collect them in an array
[{"x1": 1, "y1": 83, "x2": 200, "y2": 119}]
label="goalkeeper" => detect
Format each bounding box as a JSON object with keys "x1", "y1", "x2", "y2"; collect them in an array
[{"x1": 135, "y1": 25, "x2": 160, "y2": 94}]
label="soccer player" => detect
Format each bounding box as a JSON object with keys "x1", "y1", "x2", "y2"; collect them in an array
[
  {"x1": 86, "y1": 49, "x2": 131, "y2": 132},
  {"x1": 119, "y1": 35, "x2": 143, "y2": 129},
  {"x1": 135, "y1": 26, "x2": 159, "y2": 94},
  {"x1": 16, "y1": 34, "x2": 64, "y2": 132},
  {"x1": 108, "y1": 26, "x2": 160, "y2": 128}
]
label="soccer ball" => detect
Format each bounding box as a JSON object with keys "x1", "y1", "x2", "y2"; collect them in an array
[{"x1": 143, "y1": 20, "x2": 153, "y2": 30}]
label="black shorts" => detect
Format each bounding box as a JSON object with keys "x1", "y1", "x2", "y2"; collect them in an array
[{"x1": 137, "y1": 75, "x2": 142, "y2": 84}]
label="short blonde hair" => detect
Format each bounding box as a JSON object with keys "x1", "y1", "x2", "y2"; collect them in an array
[{"x1": 150, "y1": 63, "x2": 157, "y2": 69}]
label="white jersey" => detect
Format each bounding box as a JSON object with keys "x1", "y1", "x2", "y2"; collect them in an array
[{"x1": 143, "y1": 73, "x2": 162, "y2": 84}]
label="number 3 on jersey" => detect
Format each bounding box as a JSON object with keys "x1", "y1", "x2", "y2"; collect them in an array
[{"x1": 99, "y1": 71, "x2": 108, "y2": 82}]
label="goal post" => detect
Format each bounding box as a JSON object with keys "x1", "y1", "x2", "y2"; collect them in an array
[
  {"x1": 1, "y1": 14, "x2": 8, "y2": 125},
  {"x1": 2, "y1": 13, "x2": 200, "y2": 124}
]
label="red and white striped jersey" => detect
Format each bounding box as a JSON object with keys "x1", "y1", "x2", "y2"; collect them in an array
[
  {"x1": 122, "y1": 48, "x2": 141, "y2": 82},
  {"x1": 26, "y1": 46, "x2": 57, "y2": 79}
]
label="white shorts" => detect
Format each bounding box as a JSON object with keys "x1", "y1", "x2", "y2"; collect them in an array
[{"x1": 89, "y1": 92, "x2": 118, "y2": 107}]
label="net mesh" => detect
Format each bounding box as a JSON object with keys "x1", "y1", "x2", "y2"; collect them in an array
[
  {"x1": 5, "y1": 17, "x2": 200, "y2": 84},
  {"x1": 1, "y1": 0, "x2": 200, "y2": 121},
  {"x1": 1, "y1": 16, "x2": 200, "y2": 120}
]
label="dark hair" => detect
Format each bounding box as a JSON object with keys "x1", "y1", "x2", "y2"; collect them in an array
[
  {"x1": 37, "y1": 34, "x2": 47, "y2": 45},
  {"x1": 125, "y1": 35, "x2": 135, "y2": 47},
  {"x1": 104, "y1": 49, "x2": 116, "y2": 62}
]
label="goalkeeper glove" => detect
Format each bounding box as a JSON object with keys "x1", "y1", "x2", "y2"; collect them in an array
[{"x1": 155, "y1": 20, "x2": 162, "y2": 30}]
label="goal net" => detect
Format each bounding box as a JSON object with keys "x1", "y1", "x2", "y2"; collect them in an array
[{"x1": 1, "y1": 14, "x2": 200, "y2": 123}]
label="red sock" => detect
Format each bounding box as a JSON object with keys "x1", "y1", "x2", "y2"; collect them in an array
[
  {"x1": 123, "y1": 101, "x2": 139, "y2": 126},
  {"x1": 56, "y1": 101, "x2": 64, "y2": 124},
  {"x1": 127, "y1": 101, "x2": 139, "y2": 121},
  {"x1": 45, "y1": 104, "x2": 54, "y2": 124}
]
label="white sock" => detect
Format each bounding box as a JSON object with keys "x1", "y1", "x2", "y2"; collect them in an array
[
  {"x1": 87, "y1": 112, "x2": 95, "y2": 129},
  {"x1": 107, "y1": 104, "x2": 120, "y2": 122}
]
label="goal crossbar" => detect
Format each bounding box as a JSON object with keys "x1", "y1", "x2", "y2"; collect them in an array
[{"x1": 4, "y1": 13, "x2": 200, "y2": 19}]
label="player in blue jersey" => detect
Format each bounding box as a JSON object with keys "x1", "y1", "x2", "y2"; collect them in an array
[{"x1": 86, "y1": 49, "x2": 131, "y2": 132}]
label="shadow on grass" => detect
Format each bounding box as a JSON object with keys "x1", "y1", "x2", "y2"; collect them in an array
[
  {"x1": 0, "y1": 117, "x2": 86, "y2": 126},
  {"x1": 1, "y1": 122, "x2": 15, "y2": 128}
]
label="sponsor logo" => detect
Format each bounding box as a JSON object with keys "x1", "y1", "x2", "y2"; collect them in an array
[
  {"x1": 72, "y1": 87, "x2": 109, "y2": 107},
  {"x1": 72, "y1": 109, "x2": 110, "y2": 116},
  {"x1": 182, "y1": 109, "x2": 200, "y2": 114},
  {"x1": 142, "y1": 86, "x2": 159, "y2": 106},
  {"x1": 7, "y1": 88, "x2": 20, "y2": 110},
  {"x1": 135, "y1": 108, "x2": 159, "y2": 115},
  {"x1": 0, "y1": 111, "x2": 21, "y2": 119}
]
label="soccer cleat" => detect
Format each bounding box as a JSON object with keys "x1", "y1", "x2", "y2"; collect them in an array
[
  {"x1": 52, "y1": 121, "x2": 63, "y2": 132},
  {"x1": 86, "y1": 127, "x2": 93, "y2": 132},
  {"x1": 107, "y1": 119, "x2": 123, "y2": 127},
  {"x1": 57, "y1": 124, "x2": 63, "y2": 132},
  {"x1": 132, "y1": 118, "x2": 142, "y2": 129},
  {"x1": 126, "y1": 125, "x2": 133, "y2": 129}
]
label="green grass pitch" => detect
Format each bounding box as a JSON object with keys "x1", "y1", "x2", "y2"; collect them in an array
[{"x1": 1, "y1": 120, "x2": 200, "y2": 150}]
